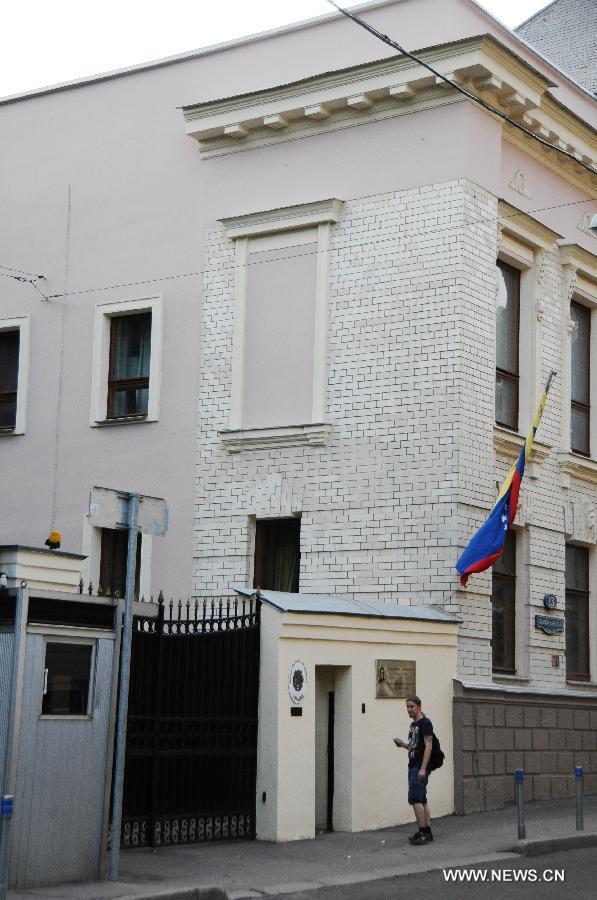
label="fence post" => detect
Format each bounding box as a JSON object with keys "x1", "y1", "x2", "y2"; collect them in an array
[
  {"x1": 575, "y1": 766, "x2": 584, "y2": 831},
  {"x1": 150, "y1": 594, "x2": 165, "y2": 847},
  {"x1": 515, "y1": 769, "x2": 525, "y2": 840}
]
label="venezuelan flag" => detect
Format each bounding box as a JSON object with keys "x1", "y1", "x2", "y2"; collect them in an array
[{"x1": 456, "y1": 372, "x2": 555, "y2": 587}]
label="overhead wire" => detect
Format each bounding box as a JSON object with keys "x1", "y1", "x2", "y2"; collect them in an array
[
  {"x1": 4, "y1": 195, "x2": 590, "y2": 301},
  {"x1": 325, "y1": 0, "x2": 596, "y2": 176}
]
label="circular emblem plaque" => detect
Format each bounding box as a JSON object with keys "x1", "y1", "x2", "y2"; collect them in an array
[{"x1": 288, "y1": 659, "x2": 307, "y2": 704}]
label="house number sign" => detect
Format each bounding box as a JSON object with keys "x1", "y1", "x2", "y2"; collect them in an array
[
  {"x1": 543, "y1": 594, "x2": 558, "y2": 609},
  {"x1": 288, "y1": 659, "x2": 307, "y2": 704}
]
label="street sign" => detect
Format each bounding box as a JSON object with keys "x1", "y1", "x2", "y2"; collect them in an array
[{"x1": 88, "y1": 486, "x2": 168, "y2": 536}]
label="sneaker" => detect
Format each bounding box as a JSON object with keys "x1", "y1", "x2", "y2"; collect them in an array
[
  {"x1": 409, "y1": 831, "x2": 433, "y2": 845},
  {"x1": 409, "y1": 830, "x2": 421, "y2": 842}
]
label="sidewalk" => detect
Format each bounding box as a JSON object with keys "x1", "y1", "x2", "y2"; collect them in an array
[{"x1": 10, "y1": 796, "x2": 597, "y2": 900}]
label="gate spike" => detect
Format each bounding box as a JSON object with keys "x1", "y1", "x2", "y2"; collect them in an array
[
  {"x1": 169, "y1": 597, "x2": 174, "y2": 620},
  {"x1": 79, "y1": 578, "x2": 84, "y2": 594},
  {"x1": 88, "y1": 581, "x2": 93, "y2": 595},
  {"x1": 158, "y1": 589, "x2": 164, "y2": 606},
  {"x1": 178, "y1": 598, "x2": 182, "y2": 622}
]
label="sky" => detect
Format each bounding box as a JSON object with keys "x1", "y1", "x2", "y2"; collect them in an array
[{"x1": 1, "y1": 0, "x2": 552, "y2": 99}]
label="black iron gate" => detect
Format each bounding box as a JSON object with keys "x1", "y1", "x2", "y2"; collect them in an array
[{"x1": 121, "y1": 594, "x2": 260, "y2": 848}]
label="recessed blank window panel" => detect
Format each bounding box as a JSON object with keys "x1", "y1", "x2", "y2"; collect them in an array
[{"x1": 243, "y1": 242, "x2": 317, "y2": 429}]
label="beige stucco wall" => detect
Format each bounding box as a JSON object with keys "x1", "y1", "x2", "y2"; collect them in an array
[
  {"x1": 256, "y1": 604, "x2": 459, "y2": 841},
  {"x1": 0, "y1": 546, "x2": 84, "y2": 592}
]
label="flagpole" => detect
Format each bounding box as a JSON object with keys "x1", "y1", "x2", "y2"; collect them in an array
[{"x1": 545, "y1": 370, "x2": 556, "y2": 394}]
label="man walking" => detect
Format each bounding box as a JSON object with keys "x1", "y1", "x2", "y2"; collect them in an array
[{"x1": 394, "y1": 694, "x2": 434, "y2": 845}]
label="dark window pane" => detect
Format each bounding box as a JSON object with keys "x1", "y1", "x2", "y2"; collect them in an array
[
  {"x1": 492, "y1": 531, "x2": 516, "y2": 673},
  {"x1": 570, "y1": 301, "x2": 590, "y2": 455},
  {"x1": 254, "y1": 518, "x2": 300, "y2": 592},
  {"x1": 571, "y1": 406, "x2": 590, "y2": 456},
  {"x1": 565, "y1": 545, "x2": 589, "y2": 591},
  {"x1": 495, "y1": 262, "x2": 519, "y2": 429},
  {"x1": 571, "y1": 302, "x2": 590, "y2": 405},
  {"x1": 107, "y1": 313, "x2": 151, "y2": 418},
  {"x1": 111, "y1": 313, "x2": 151, "y2": 380},
  {"x1": 565, "y1": 545, "x2": 590, "y2": 681},
  {"x1": 495, "y1": 374, "x2": 518, "y2": 430},
  {"x1": 109, "y1": 387, "x2": 149, "y2": 418},
  {"x1": 100, "y1": 528, "x2": 141, "y2": 598},
  {"x1": 42, "y1": 642, "x2": 92, "y2": 715},
  {"x1": 0, "y1": 330, "x2": 19, "y2": 429},
  {"x1": 566, "y1": 595, "x2": 590, "y2": 680},
  {"x1": 496, "y1": 263, "x2": 520, "y2": 375},
  {"x1": 495, "y1": 530, "x2": 516, "y2": 575}
]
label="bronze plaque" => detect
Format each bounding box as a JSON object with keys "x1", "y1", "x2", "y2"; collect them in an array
[{"x1": 375, "y1": 659, "x2": 416, "y2": 699}]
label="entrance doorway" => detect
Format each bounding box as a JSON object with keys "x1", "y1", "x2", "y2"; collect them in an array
[{"x1": 315, "y1": 666, "x2": 351, "y2": 833}]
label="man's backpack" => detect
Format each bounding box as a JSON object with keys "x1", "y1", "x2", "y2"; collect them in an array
[{"x1": 429, "y1": 733, "x2": 445, "y2": 771}]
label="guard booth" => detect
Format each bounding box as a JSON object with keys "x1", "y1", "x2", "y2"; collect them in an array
[
  {"x1": 239, "y1": 589, "x2": 461, "y2": 842},
  {"x1": 0, "y1": 546, "x2": 121, "y2": 889}
]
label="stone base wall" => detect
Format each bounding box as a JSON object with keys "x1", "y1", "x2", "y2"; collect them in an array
[{"x1": 453, "y1": 680, "x2": 597, "y2": 814}]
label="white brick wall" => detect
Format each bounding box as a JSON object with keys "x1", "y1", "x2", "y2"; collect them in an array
[{"x1": 196, "y1": 176, "x2": 597, "y2": 694}]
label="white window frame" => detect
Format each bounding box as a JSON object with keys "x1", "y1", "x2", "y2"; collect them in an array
[
  {"x1": 559, "y1": 246, "x2": 597, "y2": 463},
  {"x1": 0, "y1": 315, "x2": 30, "y2": 435},
  {"x1": 80, "y1": 513, "x2": 152, "y2": 600},
  {"x1": 219, "y1": 199, "x2": 343, "y2": 449},
  {"x1": 90, "y1": 296, "x2": 162, "y2": 426},
  {"x1": 494, "y1": 204, "x2": 559, "y2": 474}
]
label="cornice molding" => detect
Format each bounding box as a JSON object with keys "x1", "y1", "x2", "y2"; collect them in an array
[
  {"x1": 558, "y1": 243, "x2": 597, "y2": 296},
  {"x1": 497, "y1": 201, "x2": 562, "y2": 253},
  {"x1": 182, "y1": 34, "x2": 586, "y2": 161},
  {"x1": 220, "y1": 198, "x2": 344, "y2": 239},
  {"x1": 182, "y1": 33, "x2": 596, "y2": 178},
  {"x1": 558, "y1": 451, "x2": 597, "y2": 487},
  {"x1": 493, "y1": 425, "x2": 550, "y2": 464},
  {"x1": 219, "y1": 423, "x2": 333, "y2": 452}
]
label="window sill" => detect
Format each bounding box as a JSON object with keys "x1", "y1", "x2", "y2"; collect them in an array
[
  {"x1": 91, "y1": 415, "x2": 156, "y2": 427},
  {"x1": 39, "y1": 714, "x2": 93, "y2": 721},
  {"x1": 220, "y1": 423, "x2": 332, "y2": 452},
  {"x1": 0, "y1": 428, "x2": 22, "y2": 437},
  {"x1": 566, "y1": 679, "x2": 596, "y2": 687},
  {"x1": 558, "y1": 451, "x2": 597, "y2": 488},
  {"x1": 492, "y1": 674, "x2": 530, "y2": 684}
]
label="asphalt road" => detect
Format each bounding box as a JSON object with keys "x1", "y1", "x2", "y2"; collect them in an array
[{"x1": 272, "y1": 848, "x2": 594, "y2": 899}]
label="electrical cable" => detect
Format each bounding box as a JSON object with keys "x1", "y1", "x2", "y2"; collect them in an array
[
  {"x1": 325, "y1": 0, "x2": 596, "y2": 177},
  {"x1": 0, "y1": 196, "x2": 594, "y2": 302}
]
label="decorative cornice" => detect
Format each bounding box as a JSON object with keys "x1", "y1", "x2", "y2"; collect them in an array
[
  {"x1": 220, "y1": 198, "x2": 343, "y2": 239},
  {"x1": 558, "y1": 451, "x2": 597, "y2": 486},
  {"x1": 220, "y1": 423, "x2": 332, "y2": 452},
  {"x1": 493, "y1": 425, "x2": 550, "y2": 464},
  {"x1": 559, "y1": 244, "x2": 597, "y2": 298},
  {"x1": 182, "y1": 35, "x2": 569, "y2": 160},
  {"x1": 497, "y1": 201, "x2": 561, "y2": 253},
  {"x1": 578, "y1": 212, "x2": 597, "y2": 242}
]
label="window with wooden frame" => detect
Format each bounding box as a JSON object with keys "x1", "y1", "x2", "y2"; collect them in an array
[
  {"x1": 565, "y1": 544, "x2": 590, "y2": 682},
  {"x1": 491, "y1": 530, "x2": 516, "y2": 674},
  {"x1": 0, "y1": 329, "x2": 19, "y2": 431},
  {"x1": 99, "y1": 527, "x2": 141, "y2": 598},
  {"x1": 107, "y1": 312, "x2": 152, "y2": 419},
  {"x1": 570, "y1": 300, "x2": 591, "y2": 456},
  {"x1": 495, "y1": 261, "x2": 520, "y2": 431},
  {"x1": 253, "y1": 518, "x2": 300, "y2": 593}
]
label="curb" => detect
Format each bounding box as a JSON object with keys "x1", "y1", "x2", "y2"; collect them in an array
[
  {"x1": 509, "y1": 831, "x2": 597, "y2": 856},
  {"x1": 121, "y1": 888, "x2": 228, "y2": 900}
]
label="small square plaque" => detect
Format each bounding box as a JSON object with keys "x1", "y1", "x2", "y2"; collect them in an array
[{"x1": 375, "y1": 659, "x2": 416, "y2": 699}]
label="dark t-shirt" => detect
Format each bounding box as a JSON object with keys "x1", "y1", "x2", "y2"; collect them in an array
[{"x1": 407, "y1": 715, "x2": 433, "y2": 768}]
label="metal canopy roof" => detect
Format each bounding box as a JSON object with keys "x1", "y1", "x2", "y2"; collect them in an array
[{"x1": 233, "y1": 588, "x2": 461, "y2": 623}]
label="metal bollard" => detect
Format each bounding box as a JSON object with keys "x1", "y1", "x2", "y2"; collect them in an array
[
  {"x1": 575, "y1": 766, "x2": 584, "y2": 831},
  {"x1": 515, "y1": 769, "x2": 526, "y2": 840}
]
